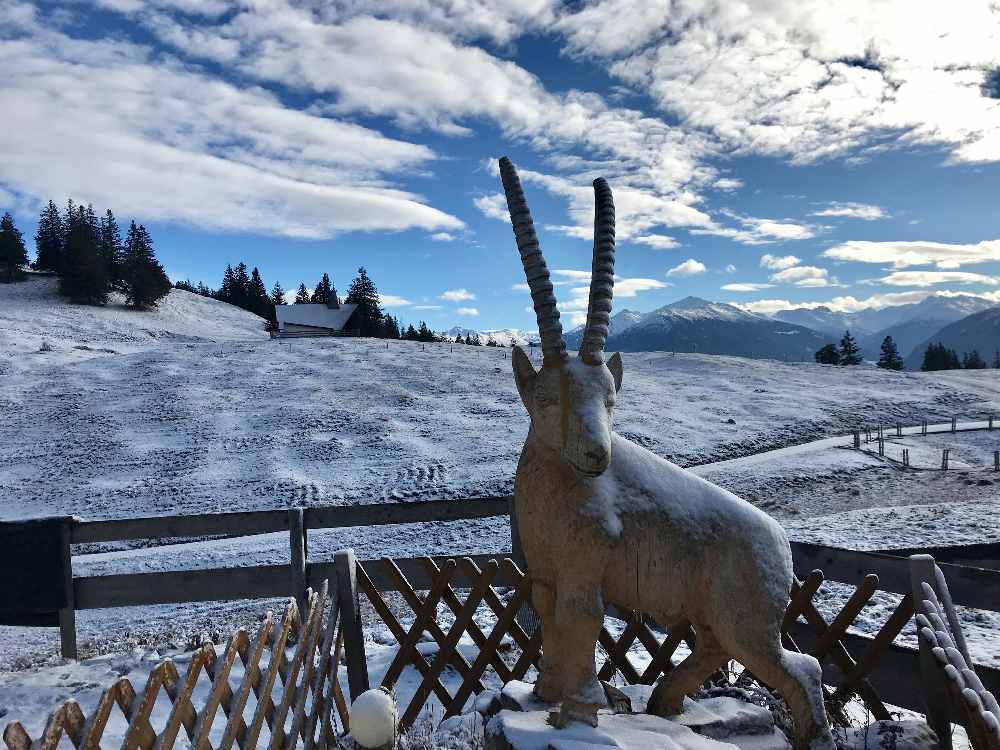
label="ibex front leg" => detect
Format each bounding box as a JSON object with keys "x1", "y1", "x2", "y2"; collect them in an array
[{"x1": 551, "y1": 577, "x2": 605, "y2": 728}]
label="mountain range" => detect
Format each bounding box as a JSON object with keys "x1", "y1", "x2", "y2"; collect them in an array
[{"x1": 903, "y1": 307, "x2": 1000, "y2": 369}]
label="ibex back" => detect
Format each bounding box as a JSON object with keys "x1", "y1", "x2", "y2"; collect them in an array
[{"x1": 500, "y1": 156, "x2": 834, "y2": 750}]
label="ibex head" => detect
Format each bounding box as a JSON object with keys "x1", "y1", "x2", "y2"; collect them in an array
[{"x1": 501, "y1": 157, "x2": 624, "y2": 478}]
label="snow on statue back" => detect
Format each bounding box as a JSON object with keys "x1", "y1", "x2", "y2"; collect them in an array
[{"x1": 499, "y1": 157, "x2": 835, "y2": 750}]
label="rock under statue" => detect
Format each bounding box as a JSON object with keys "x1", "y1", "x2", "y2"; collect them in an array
[{"x1": 499, "y1": 156, "x2": 835, "y2": 750}]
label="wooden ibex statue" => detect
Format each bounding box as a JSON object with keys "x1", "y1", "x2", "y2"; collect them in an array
[{"x1": 499, "y1": 156, "x2": 834, "y2": 750}]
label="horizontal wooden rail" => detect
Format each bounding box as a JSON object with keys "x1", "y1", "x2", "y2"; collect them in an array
[
  {"x1": 71, "y1": 497, "x2": 513, "y2": 544},
  {"x1": 73, "y1": 554, "x2": 520, "y2": 610}
]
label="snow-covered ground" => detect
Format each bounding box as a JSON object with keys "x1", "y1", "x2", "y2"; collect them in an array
[{"x1": 1, "y1": 276, "x2": 999, "y2": 732}]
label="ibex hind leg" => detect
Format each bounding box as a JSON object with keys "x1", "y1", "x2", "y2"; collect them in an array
[
  {"x1": 646, "y1": 625, "x2": 728, "y2": 716},
  {"x1": 738, "y1": 644, "x2": 834, "y2": 750},
  {"x1": 530, "y1": 581, "x2": 566, "y2": 703}
]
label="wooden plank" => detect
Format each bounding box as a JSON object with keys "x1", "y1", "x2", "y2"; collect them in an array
[
  {"x1": 74, "y1": 565, "x2": 291, "y2": 609},
  {"x1": 289, "y1": 508, "x2": 308, "y2": 616},
  {"x1": 58, "y1": 519, "x2": 77, "y2": 659},
  {"x1": 71, "y1": 509, "x2": 290, "y2": 544},
  {"x1": 334, "y1": 549, "x2": 370, "y2": 701},
  {"x1": 790, "y1": 542, "x2": 1000, "y2": 611},
  {"x1": 307, "y1": 497, "x2": 511, "y2": 530}
]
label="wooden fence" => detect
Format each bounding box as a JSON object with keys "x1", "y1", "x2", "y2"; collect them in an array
[{"x1": 3, "y1": 584, "x2": 351, "y2": 750}]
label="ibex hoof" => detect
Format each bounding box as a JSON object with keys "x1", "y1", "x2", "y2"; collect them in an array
[
  {"x1": 553, "y1": 700, "x2": 600, "y2": 728},
  {"x1": 645, "y1": 682, "x2": 684, "y2": 717},
  {"x1": 533, "y1": 673, "x2": 562, "y2": 703}
]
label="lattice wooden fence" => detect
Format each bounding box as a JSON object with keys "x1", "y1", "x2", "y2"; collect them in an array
[
  {"x1": 2, "y1": 583, "x2": 350, "y2": 750},
  {"x1": 361, "y1": 556, "x2": 981, "y2": 732}
]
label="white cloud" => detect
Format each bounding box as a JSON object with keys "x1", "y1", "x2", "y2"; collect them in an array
[
  {"x1": 871, "y1": 271, "x2": 1000, "y2": 287},
  {"x1": 666, "y1": 258, "x2": 706, "y2": 277},
  {"x1": 811, "y1": 202, "x2": 887, "y2": 220},
  {"x1": 593, "y1": 1, "x2": 1000, "y2": 164},
  {"x1": 0, "y1": 7, "x2": 463, "y2": 238},
  {"x1": 473, "y1": 193, "x2": 510, "y2": 222},
  {"x1": 724, "y1": 264, "x2": 737, "y2": 273},
  {"x1": 441, "y1": 288, "x2": 476, "y2": 301},
  {"x1": 411, "y1": 304, "x2": 443, "y2": 310},
  {"x1": 615, "y1": 278, "x2": 669, "y2": 295},
  {"x1": 632, "y1": 234, "x2": 679, "y2": 249},
  {"x1": 823, "y1": 239, "x2": 1000, "y2": 269},
  {"x1": 760, "y1": 254, "x2": 802, "y2": 271},
  {"x1": 692, "y1": 213, "x2": 820, "y2": 245},
  {"x1": 379, "y1": 294, "x2": 412, "y2": 307},
  {"x1": 722, "y1": 282, "x2": 773, "y2": 292},
  {"x1": 456, "y1": 307, "x2": 480, "y2": 316},
  {"x1": 770, "y1": 266, "x2": 838, "y2": 287},
  {"x1": 738, "y1": 289, "x2": 1000, "y2": 315},
  {"x1": 430, "y1": 232, "x2": 457, "y2": 241},
  {"x1": 714, "y1": 178, "x2": 743, "y2": 191}
]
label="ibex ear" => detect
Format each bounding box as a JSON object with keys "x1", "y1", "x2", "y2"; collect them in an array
[
  {"x1": 608, "y1": 352, "x2": 623, "y2": 392},
  {"x1": 512, "y1": 346, "x2": 537, "y2": 408}
]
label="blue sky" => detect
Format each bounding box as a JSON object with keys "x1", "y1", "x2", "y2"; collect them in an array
[{"x1": 2, "y1": 0, "x2": 1000, "y2": 332}]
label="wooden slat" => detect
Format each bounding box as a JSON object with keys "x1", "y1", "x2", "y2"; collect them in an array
[
  {"x1": 243, "y1": 602, "x2": 297, "y2": 750},
  {"x1": 406, "y1": 558, "x2": 500, "y2": 725},
  {"x1": 286, "y1": 584, "x2": 329, "y2": 750},
  {"x1": 122, "y1": 661, "x2": 178, "y2": 750},
  {"x1": 155, "y1": 646, "x2": 215, "y2": 750},
  {"x1": 307, "y1": 497, "x2": 511, "y2": 530},
  {"x1": 71, "y1": 497, "x2": 511, "y2": 544},
  {"x1": 266, "y1": 592, "x2": 321, "y2": 750},
  {"x1": 219, "y1": 613, "x2": 273, "y2": 750},
  {"x1": 193, "y1": 630, "x2": 248, "y2": 750},
  {"x1": 71, "y1": 510, "x2": 289, "y2": 544},
  {"x1": 304, "y1": 587, "x2": 340, "y2": 750},
  {"x1": 74, "y1": 565, "x2": 291, "y2": 609},
  {"x1": 831, "y1": 593, "x2": 914, "y2": 704}
]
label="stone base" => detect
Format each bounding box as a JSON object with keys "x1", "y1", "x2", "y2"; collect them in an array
[{"x1": 485, "y1": 682, "x2": 790, "y2": 750}]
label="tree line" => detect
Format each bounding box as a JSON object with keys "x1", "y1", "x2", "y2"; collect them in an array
[
  {"x1": 919, "y1": 342, "x2": 997, "y2": 371},
  {"x1": 814, "y1": 330, "x2": 998, "y2": 371},
  {"x1": 25, "y1": 199, "x2": 170, "y2": 307}
]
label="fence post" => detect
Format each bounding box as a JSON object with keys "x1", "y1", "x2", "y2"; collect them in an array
[
  {"x1": 896, "y1": 422, "x2": 902, "y2": 437},
  {"x1": 995, "y1": 451, "x2": 999, "y2": 472},
  {"x1": 335, "y1": 549, "x2": 370, "y2": 701},
  {"x1": 877, "y1": 438, "x2": 884, "y2": 457},
  {"x1": 853, "y1": 430, "x2": 860, "y2": 449},
  {"x1": 289, "y1": 508, "x2": 308, "y2": 617},
  {"x1": 909, "y1": 555, "x2": 954, "y2": 750},
  {"x1": 990, "y1": 415, "x2": 994, "y2": 431},
  {"x1": 59, "y1": 519, "x2": 77, "y2": 660},
  {"x1": 951, "y1": 417, "x2": 957, "y2": 433},
  {"x1": 941, "y1": 449, "x2": 949, "y2": 470},
  {"x1": 903, "y1": 449, "x2": 909, "y2": 468},
  {"x1": 922, "y1": 420, "x2": 927, "y2": 436}
]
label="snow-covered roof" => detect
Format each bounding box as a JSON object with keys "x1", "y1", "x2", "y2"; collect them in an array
[{"x1": 276, "y1": 303, "x2": 358, "y2": 330}]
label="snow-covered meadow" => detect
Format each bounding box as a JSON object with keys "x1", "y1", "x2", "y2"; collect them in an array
[{"x1": 1, "y1": 276, "x2": 999, "y2": 733}]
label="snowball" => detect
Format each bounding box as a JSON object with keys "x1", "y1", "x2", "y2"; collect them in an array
[{"x1": 350, "y1": 688, "x2": 397, "y2": 749}]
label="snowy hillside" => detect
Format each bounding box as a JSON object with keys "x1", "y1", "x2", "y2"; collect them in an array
[
  {"x1": 564, "y1": 309, "x2": 644, "y2": 349},
  {"x1": 0, "y1": 276, "x2": 266, "y2": 371},
  {"x1": 904, "y1": 306, "x2": 1000, "y2": 369},
  {"x1": 441, "y1": 326, "x2": 538, "y2": 347}
]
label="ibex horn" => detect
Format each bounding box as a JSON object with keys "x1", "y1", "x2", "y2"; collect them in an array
[
  {"x1": 499, "y1": 156, "x2": 567, "y2": 366},
  {"x1": 579, "y1": 178, "x2": 616, "y2": 365}
]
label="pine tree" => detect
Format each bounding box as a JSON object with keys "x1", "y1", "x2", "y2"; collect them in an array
[
  {"x1": 60, "y1": 205, "x2": 109, "y2": 304},
  {"x1": 471, "y1": 333, "x2": 482, "y2": 346},
  {"x1": 99, "y1": 209, "x2": 123, "y2": 286},
  {"x1": 62, "y1": 198, "x2": 76, "y2": 251},
  {"x1": 404, "y1": 323, "x2": 418, "y2": 341},
  {"x1": 311, "y1": 273, "x2": 336, "y2": 306},
  {"x1": 218, "y1": 265, "x2": 236, "y2": 303},
  {"x1": 270, "y1": 281, "x2": 287, "y2": 307},
  {"x1": 345, "y1": 266, "x2": 385, "y2": 337},
  {"x1": 121, "y1": 221, "x2": 171, "y2": 308},
  {"x1": 248, "y1": 267, "x2": 269, "y2": 317},
  {"x1": 814, "y1": 343, "x2": 839, "y2": 365},
  {"x1": 381, "y1": 315, "x2": 400, "y2": 339},
  {"x1": 965, "y1": 350, "x2": 987, "y2": 369},
  {"x1": 464, "y1": 333, "x2": 472, "y2": 345},
  {"x1": 947, "y1": 348, "x2": 961, "y2": 369},
  {"x1": 233, "y1": 263, "x2": 250, "y2": 309},
  {"x1": 455, "y1": 334, "x2": 463, "y2": 344},
  {"x1": 876, "y1": 336, "x2": 903, "y2": 371},
  {"x1": 0, "y1": 212, "x2": 28, "y2": 283},
  {"x1": 417, "y1": 321, "x2": 434, "y2": 342},
  {"x1": 294, "y1": 283, "x2": 311, "y2": 304},
  {"x1": 993, "y1": 349, "x2": 1000, "y2": 369},
  {"x1": 34, "y1": 200, "x2": 63, "y2": 272},
  {"x1": 838, "y1": 330, "x2": 862, "y2": 365}
]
